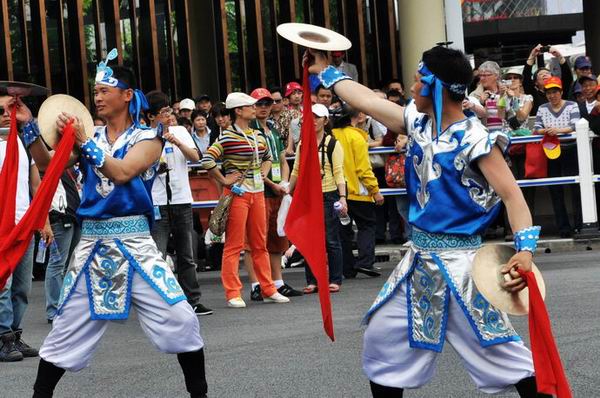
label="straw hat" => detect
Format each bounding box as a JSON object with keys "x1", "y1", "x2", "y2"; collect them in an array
[
  {"x1": 472, "y1": 245, "x2": 546, "y2": 316},
  {"x1": 37, "y1": 94, "x2": 94, "y2": 149}
]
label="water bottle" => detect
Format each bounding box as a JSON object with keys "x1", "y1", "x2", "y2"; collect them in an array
[
  {"x1": 35, "y1": 240, "x2": 47, "y2": 264},
  {"x1": 49, "y1": 241, "x2": 62, "y2": 263},
  {"x1": 333, "y1": 201, "x2": 351, "y2": 226}
]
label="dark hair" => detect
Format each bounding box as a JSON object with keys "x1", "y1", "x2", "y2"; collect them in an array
[
  {"x1": 111, "y1": 66, "x2": 138, "y2": 89},
  {"x1": 421, "y1": 46, "x2": 472, "y2": 102},
  {"x1": 386, "y1": 78, "x2": 403, "y2": 88},
  {"x1": 145, "y1": 90, "x2": 170, "y2": 117},
  {"x1": 386, "y1": 89, "x2": 401, "y2": 98},
  {"x1": 269, "y1": 86, "x2": 283, "y2": 96},
  {"x1": 211, "y1": 102, "x2": 230, "y2": 118},
  {"x1": 191, "y1": 110, "x2": 207, "y2": 122},
  {"x1": 178, "y1": 117, "x2": 193, "y2": 129},
  {"x1": 333, "y1": 104, "x2": 359, "y2": 129},
  {"x1": 316, "y1": 85, "x2": 332, "y2": 95}
]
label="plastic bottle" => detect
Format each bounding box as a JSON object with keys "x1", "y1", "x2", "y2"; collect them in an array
[
  {"x1": 35, "y1": 240, "x2": 47, "y2": 264},
  {"x1": 333, "y1": 201, "x2": 351, "y2": 226}
]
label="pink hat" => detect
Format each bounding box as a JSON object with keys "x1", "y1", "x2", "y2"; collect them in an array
[{"x1": 250, "y1": 88, "x2": 273, "y2": 100}]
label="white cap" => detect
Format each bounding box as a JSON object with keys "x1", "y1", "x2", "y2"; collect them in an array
[
  {"x1": 225, "y1": 92, "x2": 257, "y2": 109},
  {"x1": 180, "y1": 98, "x2": 195, "y2": 111},
  {"x1": 311, "y1": 103, "x2": 329, "y2": 118}
]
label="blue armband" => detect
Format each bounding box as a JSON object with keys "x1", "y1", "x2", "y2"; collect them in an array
[
  {"x1": 317, "y1": 65, "x2": 352, "y2": 89},
  {"x1": 80, "y1": 139, "x2": 106, "y2": 168},
  {"x1": 21, "y1": 120, "x2": 41, "y2": 147},
  {"x1": 514, "y1": 226, "x2": 541, "y2": 253}
]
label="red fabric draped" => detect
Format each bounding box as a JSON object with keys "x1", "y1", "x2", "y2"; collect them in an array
[
  {"x1": 518, "y1": 269, "x2": 572, "y2": 397},
  {"x1": 0, "y1": 110, "x2": 75, "y2": 289},
  {"x1": 284, "y1": 64, "x2": 335, "y2": 341}
]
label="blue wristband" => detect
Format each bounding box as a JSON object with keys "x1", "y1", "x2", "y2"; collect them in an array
[
  {"x1": 21, "y1": 120, "x2": 41, "y2": 147},
  {"x1": 81, "y1": 139, "x2": 106, "y2": 168},
  {"x1": 317, "y1": 65, "x2": 352, "y2": 89},
  {"x1": 514, "y1": 226, "x2": 541, "y2": 253}
]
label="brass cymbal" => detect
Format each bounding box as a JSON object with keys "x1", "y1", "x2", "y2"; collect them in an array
[
  {"x1": 37, "y1": 94, "x2": 94, "y2": 149},
  {"x1": 0, "y1": 81, "x2": 49, "y2": 97}
]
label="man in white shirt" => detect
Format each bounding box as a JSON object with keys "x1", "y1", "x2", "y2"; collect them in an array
[
  {"x1": 0, "y1": 96, "x2": 52, "y2": 362},
  {"x1": 146, "y1": 91, "x2": 213, "y2": 316}
]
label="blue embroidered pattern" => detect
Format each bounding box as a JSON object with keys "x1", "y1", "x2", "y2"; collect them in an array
[
  {"x1": 152, "y1": 265, "x2": 183, "y2": 295},
  {"x1": 81, "y1": 216, "x2": 150, "y2": 238},
  {"x1": 81, "y1": 138, "x2": 106, "y2": 168},
  {"x1": 472, "y1": 293, "x2": 510, "y2": 335},
  {"x1": 58, "y1": 273, "x2": 74, "y2": 306},
  {"x1": 414, "y1": 264, "x2": 437, "y2": 340},
  {"x1": 97, "y1": 245, "x2": 119, "y2": 311},
  {"x1": 412, "y1": 228, "x2": 482, "y2": 251}
]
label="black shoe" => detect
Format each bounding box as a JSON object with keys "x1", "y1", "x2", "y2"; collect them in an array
[
  {"x1": 278, "y1": 283, "x2": 303, "y2": 297},
  {"x1": 250, "y1": 285, "x2": 263, "y2": 301},
  {"x1": 47, "y1": 319, "x2": 53, "y2": 325},
  {"x1": 0, "y1": 332, "x2": 24, "y2": 362},
  {"x1": 193, "y1": 304, "x2": 214, "y2": 316},
  {"x1": 355, "y1": 267, "x2": 381, "y2": 277}
]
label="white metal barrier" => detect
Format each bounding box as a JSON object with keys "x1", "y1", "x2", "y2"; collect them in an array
[{"x1": 190, "y1": 121, "x2": 600, "y2": 238}]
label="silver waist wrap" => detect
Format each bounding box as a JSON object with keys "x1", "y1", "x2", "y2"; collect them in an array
[
  {"x1": 57, "y1": 216, "x2": 186, "y2": 320},
  {"x1": 364, "y1": 229, "x2": 519, "y2": 352}
]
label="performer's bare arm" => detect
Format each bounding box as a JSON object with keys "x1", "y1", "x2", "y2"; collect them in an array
[
  {"x1": 306, "y1": 50, "x2": 406, "y2": 134},
  {"x1": 59, "y1": 113, "x2": 162, "y2": 185},
  {"x1": 478, "y1": 146, "x2": 533, "y2": 292}
]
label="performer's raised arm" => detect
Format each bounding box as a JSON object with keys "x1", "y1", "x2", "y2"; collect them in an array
[{"x1": 305, "y1": 50, "x2": 406, "y2": 134}]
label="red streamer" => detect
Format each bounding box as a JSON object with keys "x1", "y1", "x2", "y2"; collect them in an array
[
  {"x1": 0, "y1": 109, "x2": 75, "y2": 289},
  {"x1": 284, "y1": 64, "x2": 335, "y2": 341},
  {"x1": 518, "y1": 269, "x2": 572, "y2": 397}
]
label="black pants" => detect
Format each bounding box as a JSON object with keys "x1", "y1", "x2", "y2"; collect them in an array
[
  {"x1": 547, "y1": 144, "x2": 582, "y2": 234},
  {"x1": 151, "y1": 204, "x2": 202, "y2": 305},
  {"x1": 341, "y1": 200, "x2": 376, "y2": 277}
]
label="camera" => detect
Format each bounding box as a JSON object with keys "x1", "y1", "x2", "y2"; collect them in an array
[{"x1": 540, "y1": 45, "x2": 551, "y2": 53}]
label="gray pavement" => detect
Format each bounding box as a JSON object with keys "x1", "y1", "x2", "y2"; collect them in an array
[{"x1": 2, "y1": 250, "x2": 600, "y2": 397}]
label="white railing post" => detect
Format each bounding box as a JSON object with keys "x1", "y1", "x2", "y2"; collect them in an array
[{"x1": 575, "y1": 118, "x2": 599, "y2": 239}]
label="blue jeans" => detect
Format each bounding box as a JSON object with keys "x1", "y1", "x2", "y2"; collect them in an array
[
  {"x1": 0, "y1": 241, "x2": 34, "y2": 334},
  {"x1": 45, "y1": 220, "x2": 80, "y2": 321},
  {"x1": 305, "y1": 191, "x2": 343, "y2": 285}
]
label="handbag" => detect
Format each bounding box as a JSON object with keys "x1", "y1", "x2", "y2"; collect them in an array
[
  {"x1": 524, "y1": 142, "x2": 548, "y2": 179},
  {"x1": 208, "y1": 166, "x2": 250, "y2": 236},
  {"x1": 385, "y1": 153, "x2": 406, "y2": 188}
]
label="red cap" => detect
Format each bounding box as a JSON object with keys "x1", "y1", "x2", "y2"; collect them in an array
[
  {"x1": 331, "y1": 51, "x2": 345, "y2": 57},
  {"x1": 285, "y1": 82, "x2": 302, "y2": 97},
  {"x1": 543, "y1": 76, "x2": 562, "y2": 90},
  {"x1": 250, "y1": 88, "x2": 273, "y2": 100}
]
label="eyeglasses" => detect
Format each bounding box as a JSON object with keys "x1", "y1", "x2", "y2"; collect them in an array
[
  {"x1": 479, "y1": 73, "x2": 495, "y2": 78},
  {"x1": 256, "y1": 100, "x2": 274, "y2": 107},
  {"x1": 159, "y1": 107, "x2": 173, "y2": 116}
]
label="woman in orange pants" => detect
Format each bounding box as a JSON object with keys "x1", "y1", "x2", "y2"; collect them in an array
[{"x1": 200, "y1": 92, "x2": 290, "y2": 308}]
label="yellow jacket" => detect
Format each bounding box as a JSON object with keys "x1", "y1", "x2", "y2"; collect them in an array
[{"x1": 332, "y1": 126, "x2": 380, "y2": 202}]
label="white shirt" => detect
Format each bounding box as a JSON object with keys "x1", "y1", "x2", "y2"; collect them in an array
[
  {"x1": 586, "y1": 100, "x2": 597, "y2": 114},
  {"x1": 0, "y1": 136, "x2": 32, "y2": 223},
  {"x1": 151, "y1": 126, "x2": 195, "y2": 205}
]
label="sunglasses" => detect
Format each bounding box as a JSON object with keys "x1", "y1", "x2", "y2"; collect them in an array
[
  {"x1": 256, "y1": 100, "x2": 274, "y2": 107},
  {"x1": 0, "y1": 106, "x2": 4, "y2": 116},
  {"x1": 273, "y1": 99, "x2": 282, "y2": 104}
]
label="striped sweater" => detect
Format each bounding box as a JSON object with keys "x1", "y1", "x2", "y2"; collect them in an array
[{"x1": 200, "y1": 127, "x2": 272, "y2": 192}]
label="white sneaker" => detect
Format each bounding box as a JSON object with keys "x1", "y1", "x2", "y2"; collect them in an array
[
  {"x1": 263, "y1": 292, "x2": 290, "y2": 304},
  {"x1": 227, "y1": 297, "x2": 247, "y2": 308}
]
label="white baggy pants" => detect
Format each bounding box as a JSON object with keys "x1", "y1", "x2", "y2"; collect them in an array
[
  {"x1": 40, "y1": 272, "x2": 204, "y2": 372},
  {"x1": 363, "y1": 281, "x2": 534, "y2": 394}
]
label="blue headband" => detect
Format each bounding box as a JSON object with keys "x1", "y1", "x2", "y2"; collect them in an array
[
  {"x1": 418, "y1": 61, "x2": 467, "y2": 140},
  {"x1": 95, "y1": 48, "x2": 149, "y2": 129}
]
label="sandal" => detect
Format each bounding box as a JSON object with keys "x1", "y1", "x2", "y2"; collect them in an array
[
  {"x1": 303, "y1": 284, "x2": 318, "y2": 294},
  {"x1": 329, "y1": 283, "x2": 340, "y2": 293}
]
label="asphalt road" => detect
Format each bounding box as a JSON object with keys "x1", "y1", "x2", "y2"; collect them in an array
[{"x1": 2, "y1": 250, "x2": 600, "y2": 398}]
